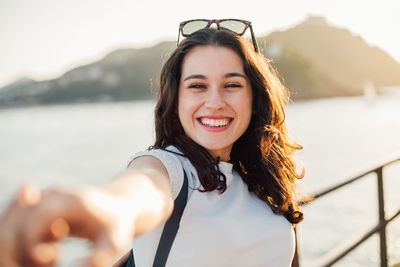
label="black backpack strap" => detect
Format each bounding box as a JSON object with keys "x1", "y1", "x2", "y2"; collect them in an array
[
  {"x1": 118, "y1": 169, "x2": 189, "y2": 267},
  {"x1": 153, "y1": 169, "x2": 189, "y2": 266},
  {"x1": 118, "y1": 250, "x2": 135, "y2": 267}
]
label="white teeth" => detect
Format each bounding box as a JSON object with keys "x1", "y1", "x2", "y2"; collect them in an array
[{"x1": 200, "y1": 118, "x2": 231, "y2": 127}]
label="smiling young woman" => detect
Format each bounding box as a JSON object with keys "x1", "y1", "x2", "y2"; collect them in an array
[
  {"x1": 0, "y1": 21, "x2": 304, "y2": 267},
  {"x1": 141, "y1": 26, "x2": 304, "y2": 266}
]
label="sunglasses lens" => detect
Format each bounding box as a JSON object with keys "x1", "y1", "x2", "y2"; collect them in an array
[
  {"x1": 220, "y1": 20, "x2": 246, "y2": 35},
  {"x1": 182, "y1": 21, "x2": 209, "y2": 35}
]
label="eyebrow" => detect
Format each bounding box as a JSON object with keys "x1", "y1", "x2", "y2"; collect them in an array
[
  {"x1": 183, "y1": 72, "x2": 247, "y2": 81},
  {"x1": 225, "y1": 72, "x2": 247, "y2": 79},
  {"x1": 183, "y1": 74, "x2": 206, "y2": 81}
]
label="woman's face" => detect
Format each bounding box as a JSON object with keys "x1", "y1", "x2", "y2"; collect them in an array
[{"x1": 178, "y1": 45, "x2": 253, "y2": 161}]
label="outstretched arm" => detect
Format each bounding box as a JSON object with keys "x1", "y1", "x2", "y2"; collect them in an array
[{"x1": 0, "y1": 155, "x2": 174, "y2": 267}]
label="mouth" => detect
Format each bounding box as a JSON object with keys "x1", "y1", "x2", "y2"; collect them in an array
[{"x1": 197, "y1": 117, "x2": 233, "y2": 128}]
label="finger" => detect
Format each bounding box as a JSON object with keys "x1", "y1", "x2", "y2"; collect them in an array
[
  {"x1": 0, "y1": 184, "x2": 40, "y2": 221},
  {"x1": 49, "y1": 218, "x2": 70, "y2": 240},
  {"x1": 0, "y1": 186, "x2": 38, "y2": 265},
  {"x1": 29, "y1": 242, "x2": 59, "y2": 267},
  {"x1": 21, "y1": 190, "x2": 76, "y2": 249},
  {"x1": 17, "y1": 183, "x2": 41, "y2": 207},
  {"x1": 20, "y1": 204, "x2": 70, "y2": 264}
]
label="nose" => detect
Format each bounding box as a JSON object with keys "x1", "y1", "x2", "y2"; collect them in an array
[{"x1": 204, "y1": 88, "x2": 226, "y2": 110}]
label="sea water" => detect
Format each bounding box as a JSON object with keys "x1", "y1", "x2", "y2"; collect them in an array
[{"x1": 1, "y1": 95, "x2": 399, "y2": 266}]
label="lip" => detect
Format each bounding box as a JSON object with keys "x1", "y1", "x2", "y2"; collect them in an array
[{"x1": 196, "y1": 116, "x2": 233, "y2": 132}]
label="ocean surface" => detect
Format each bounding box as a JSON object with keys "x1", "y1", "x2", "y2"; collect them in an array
[{"x1": 1, "y1": 95, "x2": 400, "y2": 266}]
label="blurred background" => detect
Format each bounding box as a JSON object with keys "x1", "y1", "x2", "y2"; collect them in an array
[{"x1": 1, "y1": 0, "x2": 400, "y2": 266}]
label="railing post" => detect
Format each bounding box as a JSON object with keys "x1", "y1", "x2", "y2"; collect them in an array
[
  {"x1": 376, "y1": 167, "x2": 388, "y2": 267},
  {"x1": 292, "y1": 226, "x2": 300, "y2": 267}
]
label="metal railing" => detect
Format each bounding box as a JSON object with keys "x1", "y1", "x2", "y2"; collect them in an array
[{"x1": 292, "y1": 152, "x2": 400, "y2": 267}]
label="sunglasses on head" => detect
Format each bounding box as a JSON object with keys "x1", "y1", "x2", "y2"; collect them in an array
[{"x1": 177, "y1": 19, "x2": 259, "y2": 53}]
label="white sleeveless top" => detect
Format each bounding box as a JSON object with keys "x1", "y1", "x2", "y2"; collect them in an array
[{"x1": 129, "y1": 146, "x2": 295, "y2": 267}]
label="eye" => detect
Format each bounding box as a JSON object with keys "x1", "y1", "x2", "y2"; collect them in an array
[
  {"x1": 188, "y1": 83, "x2": 206, "y2": 89},
  {"x1": 225, "y1": 83, "x2": 242, "y2": 88}
]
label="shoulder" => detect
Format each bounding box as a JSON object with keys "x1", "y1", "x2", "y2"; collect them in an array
[
  {"x1": 128, "y1": 146, "x2": 188, "y2": 199},
  {"x1": 129, "y1": 147, "x2": 180, "y2": 166}
]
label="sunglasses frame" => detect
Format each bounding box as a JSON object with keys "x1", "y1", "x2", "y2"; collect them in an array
[{"x1": 177, "y1": 19, "x2": 259, "y2": 53}]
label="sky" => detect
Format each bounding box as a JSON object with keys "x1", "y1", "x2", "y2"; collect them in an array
[{"x1": 1, "y1": 0, "x2": 400, "y2": 88}]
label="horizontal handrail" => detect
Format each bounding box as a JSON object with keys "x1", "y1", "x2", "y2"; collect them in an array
[
  {"x1": 306, "y1": 151, "x2": 400, "y2": 202},
  {"x1": 293, "y1": 151, "x2": 400, "y2": 267}
]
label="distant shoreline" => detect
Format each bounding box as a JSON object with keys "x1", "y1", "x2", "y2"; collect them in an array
[
  {"x1": 2, "y1": 88, "x2": 400, "y2": 111},
  {"x1": 0, "y1": 96, "x2": 156, "y2": 111}
]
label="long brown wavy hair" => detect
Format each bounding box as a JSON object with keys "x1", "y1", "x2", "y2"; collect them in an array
[{"x1": 152, "y1": 28, "x2": 304, "y2": 224}]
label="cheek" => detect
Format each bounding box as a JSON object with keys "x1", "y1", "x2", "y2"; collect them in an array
[
  {"x1": 178, "y1": 92, "x2": 202, "y2": 116},
  {"x1": 242, "y1": 106, "x2": 253, "y2": 128},
  {"x1": 177, "y1": 91, "x2": 195, "y2": 129},
  {"x1": 235, "y1": 90, "x2": 252, "y2": 113},
  {"x1": 241, "y1": 93, "x2": 253, "y2": 127}
]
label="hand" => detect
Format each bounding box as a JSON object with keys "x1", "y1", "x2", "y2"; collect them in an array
[{"x1": 0, "y1": 184, "x2": 136, "y2": 267}]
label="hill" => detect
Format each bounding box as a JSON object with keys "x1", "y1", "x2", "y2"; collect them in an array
[
  {"x1": 1, "y1": 16, "x2": 399, "y2": 106},
  {"x1": 0, "y1": 42, "x2": 175, "y2": 106},
  {"x1": 265, "y1": 16, "x2": 400, "y2": 93}
]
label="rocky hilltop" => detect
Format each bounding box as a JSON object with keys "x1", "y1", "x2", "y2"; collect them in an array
[{"x1": 1, "y1": 16, "x2": 399, "y2": 107}]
